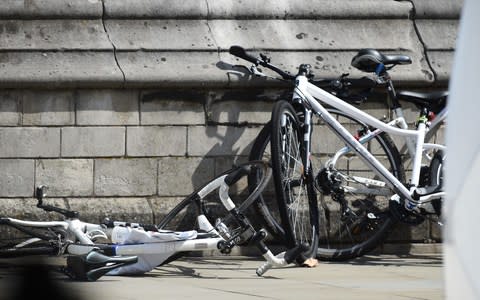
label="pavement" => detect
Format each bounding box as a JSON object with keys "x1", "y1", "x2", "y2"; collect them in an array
[{"x1": 0, "y1": 253, "x2": 443, "y2": 300}]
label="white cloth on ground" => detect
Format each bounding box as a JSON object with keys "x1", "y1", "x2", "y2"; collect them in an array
[{"x1": 107, "y1": 226, "x2": 197, "y2": 275}]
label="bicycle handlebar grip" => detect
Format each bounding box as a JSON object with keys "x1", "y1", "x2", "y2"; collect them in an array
[
  {"x1": 229, "y1": 45, "x2": 258, "y2": 64},
  {"x1": 224, "y1": 165, "x2": 250, "y2": 186}
]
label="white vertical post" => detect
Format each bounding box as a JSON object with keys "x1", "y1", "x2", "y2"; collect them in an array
[{"x1": 444, "y1": 0, "x2": 480, "y2": 299}]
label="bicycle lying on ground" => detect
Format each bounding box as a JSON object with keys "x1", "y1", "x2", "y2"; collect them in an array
[
  {"x1": 0, "y1": 161, "x2": 307, "y2": 280},
  {"x1": 230, "y1": 46, "x2": 446, "y2": 261}
]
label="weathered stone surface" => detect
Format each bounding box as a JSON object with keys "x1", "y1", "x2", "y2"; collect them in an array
[
  {"x1": 428, "y1": 51, "x2": 453, "y2": 84},
  {"x1": 149, "y1": 196, "x2": 194, "y2": 229},
  {"x1": 22, "y1": 90, "x2": 75, "y2": 125},
  {"x1": 104, "y1": 0, "x2": 411, "y2": 19},
  {"x1": 0, "y1": 127, "x2": 60, "y2": 158},
  {"x1": 416, "y1": 20, "x2": 459, "y2": 50},
  {"x1": 387, "y1": 221, "x2": 431, "y2": 242},
  {"x1": 105, "y1": 20, "x2": 214, "y2": 50},
  {"x1": 410, "y1": 0, "x2": 464, "y2": 18},
  {"x1": 94, "y1": 158, "x2": 157, "y2": 196},
  {"x1": 0, "y1": 91, "x2": 20, "y2": 126},
  {"x1": 61, "y1": 127, "x2": 125, "y2": 157},
  {"x1": 76, "y1": 90, "x2": 140, "y2": 125},
  {"x1": 126, "y1": 126, "x2": 187, "y2": 156},
  {"x1": 0, "y1": 159, "x2": 34, "y2": 197},
  {"x1": 212, "y1": 19, "x2": 421, "y2": 50},
  {"x1": 0, "y1": 0, "x2": 102, "y2": 19},
  {"x1": 187, "y1": 125, "x2": 260, "y2": 157},
  {"x1": 67, "y1": 197, "x2": 153, "y2": 225},
  {"x1": 104, "y1": 0, "x2": 207, "y2": 18},
  {"x1": 157, "y1": 157, "x2": 215, "y2": 196},
  {"x1": 0, "y1": 20, "x2": 111, "y2": 51},
  {"x1": 140, "y1": 90, "x2": 205, "y2": 125},
  {"x1": 0, "y1": 52, "x2": 123, "y2": 88},
  {"x1": 0, "y1": 198, "x2": 68, "y2": 221},
  {"x1": 35, "y1": 159, "x2": 94, "y2": 196},
  {"x1": 117, "y1": 51, "x2": 227, "y2": 87}
]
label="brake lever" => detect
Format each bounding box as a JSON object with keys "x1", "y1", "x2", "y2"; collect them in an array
[{"x1": 250, "y1": 65, "x2": 266, "y2": 77}]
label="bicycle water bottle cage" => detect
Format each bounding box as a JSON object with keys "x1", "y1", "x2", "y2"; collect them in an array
[{"x1": 351, "y1": 49, "x2": 412, "y2": 73}]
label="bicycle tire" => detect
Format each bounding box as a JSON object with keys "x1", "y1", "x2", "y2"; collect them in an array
[
  {"x1": 0, "y1": 221, "x2": 63, "y2": 258},
  {"x1": 270, "y1": 100, "x2": 319, "y2": 260},
  {"x1": 429, "y1": 150, "x2": 444, "y2": 215},
  {"x1": 248, "y1": 122, "x2": 286, "y2": 241}
]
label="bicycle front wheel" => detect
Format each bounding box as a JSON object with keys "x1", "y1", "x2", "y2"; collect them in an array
[
  {"x1": 0, "y1": 219, "x2": 63, "y2": 258},
  {"x1": 270, "y1": 100, "x2": 319, "y2": 260}
]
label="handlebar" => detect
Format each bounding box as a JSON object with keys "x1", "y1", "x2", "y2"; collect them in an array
[
  {"x1": 229, "y1": 46, "x2": 377, "y2": 104},
  {"x1": 229, "y1": 46, "x2": 295, "y2": 80},
  {"x1": 35, "y1": 185, "x2": 80, "y2": 218}
]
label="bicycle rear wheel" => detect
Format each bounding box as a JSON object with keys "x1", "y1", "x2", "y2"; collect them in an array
[
  {"x1": 314, "y1": 109, "x2": 404, "y2": 260},
  {"x1": 270, "y1": 100, "x2": 319, "y2": 260}
]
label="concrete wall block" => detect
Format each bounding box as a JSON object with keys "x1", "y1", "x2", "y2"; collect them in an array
[
  {"x1": 0, "y1": 198, "x2": 67, "y2": 221},
  {"x1": 94, "y1": 158, "x2": 157, "y2": 196},
  {"x1": 387, "y1": 221, "x2": 430, "y2": 242},
  {"x1": 208, "y1": 99, "x2": 273, "y2": 124},
  {"x1": 76, "y1": 90, "x2": 140, "y2": 125},
  {"x1": 141, "y1": 92, "x2": 205, "y2": 125},
  {"x1": 0, "y1": 159, "x2": 34, "y2": 197},
  {"x1": 106, "y1": 20, "x2": 213, "y2": 50},
  {"x1": 415, "y1": 20, "x2": 459, "y2": 50},
  {"x1": 428, "y1": 51, "x2": 453, "y2": 85},
  {"x1": 158, "y1": 157, "x2": 215, "y2": 196},
  {"x1": 67, "y1": 198, "x2": 153, "y2": 225},
  {"x1": 0, "y1": 52, "x2": 124, "y2": 89},
  {"x1": 0, "y1": 20, "x2": 112, "y2": 51},
  {"x1": 126, "y1": 126, "x2": 187, "y2": 156},
  {"x1": 311, "y1": 125, "x2": 345, "y2": 155},
  {"x1": 0, "y1": 91, "x2": 20, "y2": 126},
  {"x1": 104, "y1": 0, "x2": 208, "y2": 18},
  {"x1": 22, "y1": 90, "x2": 75, "y2": 126},
  {"x1": 208, "y1": 0, "x2": 411, "y2": 19},
  {"x1": 0, "y1": 127, "x2": 60, "y2": 158},
  {"x1": 35, "y1": 159, "x2": 93, "y2": 197},
  {"x1": 117, "y1": 51, "x2": 228, "y2": 88},
  {"x1": 149, "y1": 196, "x2": 196, "y2": 228},
  {"x1": 411, "y1": 0, "x2": 464, "y2": 19},
  {"x1": 62, "y1": 127, "x2": 125, "y2": 157},
  {"x1": 0, "y1": 0, "x2": 103, "y2": 19},
  {"x1": 212, "y1": 19, "x2": 420, "y2": 50},
  {"x1": 187, "y1": 125, "x2": 259, "y2": 157}
]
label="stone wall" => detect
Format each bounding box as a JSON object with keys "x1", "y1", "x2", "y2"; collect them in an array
[{"x1": 0, "y1": 0, "x2": 461, "y2": 248}]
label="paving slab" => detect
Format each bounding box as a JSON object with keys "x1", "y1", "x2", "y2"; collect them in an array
[{"x1": 0, "y1": 254, "x2": 444, "y2": 300}]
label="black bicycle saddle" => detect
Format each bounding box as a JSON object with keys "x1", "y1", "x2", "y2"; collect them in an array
[
  {"x1": 64, "y1": 250, "x2": 138, "y2": 281},
  {"x1": 351, "y1": 49, "x2": 412, "y2": 73}
]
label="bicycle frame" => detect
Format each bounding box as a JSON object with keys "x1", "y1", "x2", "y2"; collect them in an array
[
  {"x1": 1, "y1": 162, "x2": 297, "y2": 276},
  {"x1": 294, "y1": 75, "x2": 444, "y2": 207}
]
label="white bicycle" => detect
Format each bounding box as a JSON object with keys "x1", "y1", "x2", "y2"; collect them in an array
[
  {"x1": 0, "y1": 161, "x2": 307, "y2": 280},
  {"x1": 231, "y1": 46, "x2": 446, "y2": 261}
]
